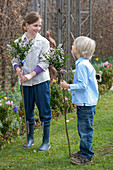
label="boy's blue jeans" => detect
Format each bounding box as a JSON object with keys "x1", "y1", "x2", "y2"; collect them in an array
[{"x1": 77, "y1": 105, "x2": 96, "y2": 160}]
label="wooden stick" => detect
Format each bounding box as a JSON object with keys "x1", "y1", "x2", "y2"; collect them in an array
[
  {"x1": 21, "y1": 83, "x2": 28, "y2": 149},
  {"x1": 63, "y1": 89, "x2": 71, "y2": 157}
]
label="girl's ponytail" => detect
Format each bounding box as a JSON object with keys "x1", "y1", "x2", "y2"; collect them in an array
[{"x1": 22, "y1": 20, "x2": 27, "y2": 32}]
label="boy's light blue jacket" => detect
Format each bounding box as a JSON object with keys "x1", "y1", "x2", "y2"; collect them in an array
[{"x1": 70, "y1": 57, "x2": 99, "y2": 106}]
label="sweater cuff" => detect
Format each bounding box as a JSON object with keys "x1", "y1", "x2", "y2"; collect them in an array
[
  {"x1": 14, "y1": 65, "x2": 20, "y2": 71},
  {"x1": 34, "y1": 66, "x2": 43, "y2": 74}
]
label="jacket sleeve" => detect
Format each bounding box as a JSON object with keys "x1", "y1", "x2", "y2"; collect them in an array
[
  {"x1": 70, "y1": 64, "x2": 88, "y2": 91},
  {"x1": 11, "y1": 57, "x2": 20, "y2": 69},
  {"x1": 37, "y1": 39, "x2": 50, "y2": 71}
]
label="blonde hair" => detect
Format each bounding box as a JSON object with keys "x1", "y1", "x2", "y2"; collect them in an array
[
  {"x1": 74, "y1": 36, "x2": 96, "y2": 60},
  {"x1": 22, "y1": 11, "x2": 42, "y2": 32}
]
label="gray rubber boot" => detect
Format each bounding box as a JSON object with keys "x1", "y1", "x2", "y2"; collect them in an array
[
  {"x1": 38, "y1": 124, "x2": 51, "y2": 152},
  {"x1": 23, "y1": 123, "x2": 34, "y2": 149}
]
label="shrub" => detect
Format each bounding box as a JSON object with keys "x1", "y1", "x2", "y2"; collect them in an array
[
  {"x1": 50, "y1": 82, "x2": 73, "y2": 118},
  {"x1": 0, "y1": 88, "x2": 23, "y2": 148},
  {"x1": 93, "y1": 60, "x2": 113, "y2": 94},
  {"x1": 0, "y1": 105, "x2": 8, "y2": 122}
]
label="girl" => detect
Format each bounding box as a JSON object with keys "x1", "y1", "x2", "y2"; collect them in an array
[{"x1": 11, "y1": 11, "x2": 52, "y2": 151}]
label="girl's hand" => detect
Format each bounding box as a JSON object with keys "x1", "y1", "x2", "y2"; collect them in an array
[
  {"x1": 60, "y1": 80, "x2": 70, "y2": 90},
  {"x1": 16, "y1": 67, "x2": 23, "y2": 78},
  {"x1": 20, "y1": 71, "x2": 36, "y2": 83}
]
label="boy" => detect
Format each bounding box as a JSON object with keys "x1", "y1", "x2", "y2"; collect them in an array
[{"x1": 60, "y1": 36, "x2": 99, "y2": 164}]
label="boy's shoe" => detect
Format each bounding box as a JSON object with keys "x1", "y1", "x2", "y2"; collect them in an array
[
  {"x1": 71, "y1": 151, "x2": 82, "y2": 157},
  {"x1": 71, "y1": 156, "x2": 92, "y2": 164}
]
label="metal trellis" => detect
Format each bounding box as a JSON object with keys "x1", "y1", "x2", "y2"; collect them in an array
[{"x1": 40, "y1": 0, "x2": 92, "y2": 73}]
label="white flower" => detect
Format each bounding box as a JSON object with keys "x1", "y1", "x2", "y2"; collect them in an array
[{"x1": 57, "y1": 44, "x2": 63, "y2": 49}]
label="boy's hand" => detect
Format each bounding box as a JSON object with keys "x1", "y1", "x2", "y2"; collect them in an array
[
  {"x1": 60, "y1": 80, "x2": 70, "y2": 90},
  {"x1": 20, "y1": 71, "x2": 36, "y2": 83},
  {"x1": 16, "y1": 67, "x2": 23, "y2": 78}
]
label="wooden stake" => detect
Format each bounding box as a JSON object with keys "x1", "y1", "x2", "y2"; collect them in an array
[
  {"x1": 63, "y1": 89, "x2": 71, "y2": 157},
  {"x1": 21, "y1": 83, "x2": 28, "y2": 149}
]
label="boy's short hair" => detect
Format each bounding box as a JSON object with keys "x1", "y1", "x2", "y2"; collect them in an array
[{"x1": 74, "y1": 36, "x2": 96, "y2": 60}]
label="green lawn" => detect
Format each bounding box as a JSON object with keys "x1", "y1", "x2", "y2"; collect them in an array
[{"x1": 0, "y1": 90, "x2": 113, "y2": 170}]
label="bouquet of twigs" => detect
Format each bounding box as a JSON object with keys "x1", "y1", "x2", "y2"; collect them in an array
[
  {"x1": 44, "y1": 44, "x2": 69, "y2": 72},
  {"x1": 7, "y1": 37, "x2": 33, "y2": 66}
]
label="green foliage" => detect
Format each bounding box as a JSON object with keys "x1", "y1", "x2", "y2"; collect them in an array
[
  {"x1": 0, "y1": 105, "x2": 8, "y2": 122},
  {"x1": 0, "y1": 86, "x2": 23, "y2": 148},
  {"x1": 50, "y1": 82, "x2": 73, "y2": 118},
  {"x1": 0, "y1": 105, "x2": 9, "y2": 141},
  {"x1": 1, "y1": 121, "x2": 9, "y2": 136},
  {"x1": 50, "y1": 83, "x2": 64, "y2": 117},
  {"x1": 99, "y1": 67, "x2": 113, "y2": 94},
  {"x1": 93, "y1": 60, "x2": 113, "y2": 94}
]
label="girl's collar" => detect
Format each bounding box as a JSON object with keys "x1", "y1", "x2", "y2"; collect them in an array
[{"x1": 22, "y1": 33, "x2": 43, "y2": 41}]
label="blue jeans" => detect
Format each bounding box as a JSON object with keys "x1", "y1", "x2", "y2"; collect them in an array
[
  {"x1": 77, "y1": 105, "x2": 96, "y2": 160},
  {"x1": 22, "y1": 81, "x2": 52, "y2": 126}
]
